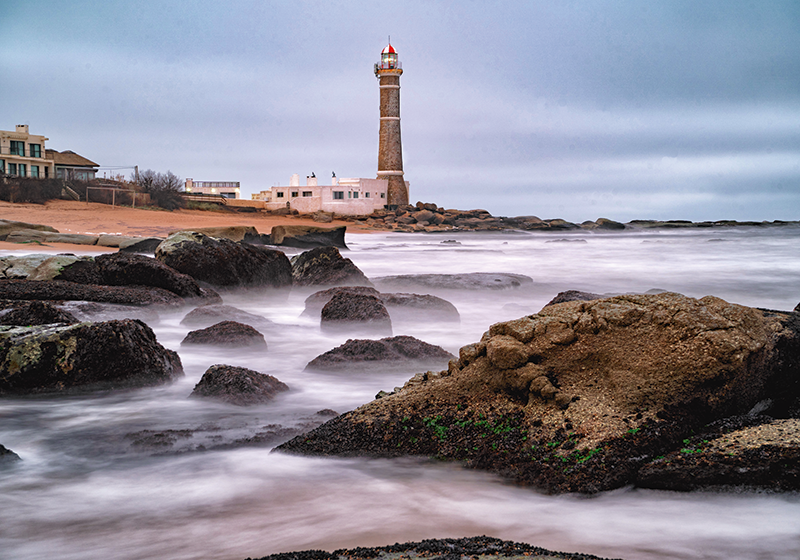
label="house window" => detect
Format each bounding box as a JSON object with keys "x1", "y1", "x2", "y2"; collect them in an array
[
  {"x1": 44, "y1": 166, "x2": 48, "y2": 178},
  {"x1": 353, "y1": 191, "x2": 359, "y2": 199},
  {"x1": 302, "y1": 191, "x2": 312, "y2": 197},
  {"x1": 56, "y1": 168, "x2": 65, "y2": 179},
  {"x1": 0, "y1": 160, "x2": 4, "y2": 174},
  {"x1": 365, "y1": 191, "x2": 370, "y2": 198},
  {"x1": 29, "y1": 144, "x2": 41, "y2": 158},
  {"x1": 380, "y1": 193, "x2": 386, "y2": 198},
  {"x1": 19, "y1": 164, "x2": 27, "y2": 177},
  {"x1": 31, "y1": 166, "x2": 39, "y2": 178},
  {"x1": 333, "y1": 191, "x2": 344, "y2": 200},
  {"x1": 276, "y1": 191, "x2": 284, "y2": 198},
  {"x1": 8, "y1": 163, "x2": 17, "y2": 175},
  {"x1": 10, "y1": 141, "x2": 24, "y2": 156},
  {"x1": 291, "y1": 191, "x2": 299, "y2": 198}
]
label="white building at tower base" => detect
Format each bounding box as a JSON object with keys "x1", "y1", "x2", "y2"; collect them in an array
[{"x1": 252, "y1": 173, "x2": 410, "y2": 214}]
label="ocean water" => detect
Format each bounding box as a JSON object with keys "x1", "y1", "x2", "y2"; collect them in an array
[{"x1": 1, "y1": 226, "x2": 799, "y2": 560}]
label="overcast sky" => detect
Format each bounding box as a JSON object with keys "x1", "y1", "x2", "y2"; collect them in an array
[{"x1": 2, "y1": 1, "x2": 799, "y2": 222}]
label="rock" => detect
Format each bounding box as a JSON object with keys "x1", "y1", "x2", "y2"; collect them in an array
[
  {"x1": 543, "y1": 290, "x2": 605, "y2": 307},
  {"x1": 595, "y1": 218, "x2": 626, "y2": 230},
  {"x1": 290, "y1": 246, "x2": 372, "y2": 287},
  {"x1": 155, "y1": 232, "x2": 293, "y2": 289},
  {"x1": 248, "y1": 536, "x2": 617, "y2": 560},
  {"x1": 270, "y1": 225, "x2": 347, "y2": 249},
  {"x1": 0, "y1": 301, "x2": 79, "y2": 325},
  {"x1": 168, "y1": 226, "x2": 258, "y2": 242},
  {"x1": 0, "y1": 219, "x2": 58, "y2": 240},
  {"x1": 1, "y1": 254, "x2": 57, "y2": 279},
  {"x1": 180, "y1": 304, "x2": 275, "y2": 330},
  {"x1": 118, "y1": 237, "x2": 165, "y2": 254},
  {"x1": 277, "y1": 293, "x2": 800, "y2": 494},
  {"x1": 26, "y1": 255, "x2": 87, "y2": 281},
  {"x1": 301, "y1": 286, "x2": 382, "y2": 317},
  {"x1": 372, "y1": 272, "x2": 533, "y2": 292},
  {"x1": 636, "y1": 418, "x2": 800, "y2": 491},
  {"x1": 378, "y1": 293, "x2": 460, "y2": 322},
  {"x1": 190, "y1": 364, "x2": 288, "y2": 405},
  {"x1": 5, "y1": 229, "x2": 99, "y2": 245},
  {"x1": 320, "y1": 293, "x2": 392, "y2": 335},
  {"x1": 181, "y1": 320, "x2": 267, "y2": 348},
  {"x1": 0, "y1": 444, "x2": 21, "y2": 465},
  {"x1": 0, "y1": 319, "x2": 183, "y2": 395},
  {"x1": 311, "y1": 211, "x2": 334, "y2": 224},
  {"x1": 0, "y1": 279, "x2": 186, "y2": 307},
  {"x1": 305, "y1": 335, "x2": 455, "y2": 372}
]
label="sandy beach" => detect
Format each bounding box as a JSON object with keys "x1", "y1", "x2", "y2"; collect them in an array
[{"x1": 0, "y1": 200, "x2": 373, "y2": 253}]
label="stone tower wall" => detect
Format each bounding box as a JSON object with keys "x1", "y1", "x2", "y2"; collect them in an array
[{"x1": 377, "y1": 69, "x2": 408, "y2": 206}]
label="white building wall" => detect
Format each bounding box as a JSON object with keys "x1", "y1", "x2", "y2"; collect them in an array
[{"x1": 260, "y1": 175, "x2": 407, "y2": 215}]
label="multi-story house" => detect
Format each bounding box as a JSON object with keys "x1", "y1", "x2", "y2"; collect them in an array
[{"x1": 0, "y1": 125, "x2": 55, "y2": 179}]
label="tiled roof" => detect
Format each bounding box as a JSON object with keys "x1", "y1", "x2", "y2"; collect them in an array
[{"x1": 45, "y1": 149, "x2": 98, "y2": 167}]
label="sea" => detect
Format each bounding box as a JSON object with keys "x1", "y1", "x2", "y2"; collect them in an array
[{"x1": 1, "y1": 226, "x2": 799, "y2": 560}]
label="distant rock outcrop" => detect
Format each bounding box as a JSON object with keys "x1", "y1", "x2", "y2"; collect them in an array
[
  {"x1": 270, "y1": 225, "x2": 347, "y2": 249},
  {"x1": 278, "y1": 293, "x2": 800, "y2": 494},
  {"x1": 372, "y1": 272, "x2": 532, "y2": 292},
  {"x1": 305, "y1": 335, "x2": 455, "y2": 372},
  {"x1": 181, "y1": 320, "x2": 267, "y2": 348},
  {"x1": 155, "y1": 232, "x2": 293, "y2": 289},
  {"x1": 290, "y1": 246, "x2": 372, "y2": 287},
  {"x1": 0, "y1": 319, "x2": 183, "y2": 395},
  {"x1": 190, "y1": 364, "x2": 288, "y2": 406}
]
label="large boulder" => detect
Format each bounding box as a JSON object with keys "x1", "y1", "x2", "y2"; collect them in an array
[
  {"x1": 155, "y1": 232, "x2": 293, "y2": 289},
  {"x1": 277, "y1": 293, "x2": 800, "y2": 494},
  {"x1": 181, "y1": 320, "x2": 267, "y2": 348},
  {"x1": 0, "y1": 279, "x2": 185, "y2": 307},
  {"x1": 190, "y1": 364, "x2": 288, "y2": 406},
  {"x1": 0, "y1": 319, "x2": 183, "y2": 395},
  {"x1": 301, "y1": 287, "x2": 382, "y2": 317},
  {"x1": 1, "y1": 255, "x2": 59, "y2": 279},
  {"x1": 305, "y1": 335, "x2": 455, "y2": 372},
  {"x1": 269, "y1": 225, "x2": 347, "y2": 249},
  {"x1": 372, "y1": 272, "x2": 533, "y2": 292},
  {"x1": 0, "y1": 301, "x2": 79, "y2": 326},
  {"x1": 0, "y1": 219, "x2": 57, "y2": 240},
  {"x1": 320, "y1": 293, "x2": 392, "y2": 335},
  {"x1": 291, "y1": 246, "x2": 372, "y2": 287},
  {"x1": 378, "y1": 293, "x2": 460, "y2": 322}
]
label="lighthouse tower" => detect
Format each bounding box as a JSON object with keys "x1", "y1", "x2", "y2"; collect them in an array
[{"x1": 374, "y1": 42, "x2": 408, "y2": 207}]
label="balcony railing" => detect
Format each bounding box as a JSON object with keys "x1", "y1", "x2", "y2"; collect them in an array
[
  {"x1": 0, "y1": 146, "x2": 45, "y2": 158},
  {"x1": 375, "y1": 61, "x2": 402, "y2": 70}
]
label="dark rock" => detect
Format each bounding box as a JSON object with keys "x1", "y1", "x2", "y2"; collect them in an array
[
  {"x1": 543, "y1": 290, "x2": 604, "y2": 307},
  {"x1": 155, "y1": 232, "x2": 293, "y2": 289},
  {"x1": 270, "y1": 225, "x2": 347, "y2": 249},
  {"x1": 181, "y1": 320, "x2": 267, "y2": 348},
  {"x1": 372, "y1": 272, "x2": 533, "y2": 292},
  {"x1": 48, "y1": 257, "x2": 104, "y2": 284},
  {"x1": 0, "y1": 444, "x2": 21, "y2": 464},
  {"x1": 0, "y1": 301, "x2": 79, "y2": 325},
  {"x1": 0, "y1": 279, "x2": 185, "y2": 307},
  {"x1": 190, "y1": 364, "x2": 288, "y2": 405},
  {"x1": 305, "y1": 335, "x2": 455, "y2": 372},
  {"x1": 0, "y1": 319, "x2": 183, "y2": 395},
  {"x1": 290, "y1": 246, "x2": 372, "y2": 287},
  {"x1": 180, "y1": 304, "x2": 275, "y2": 330},
  {"x1": 247, "y1": 536, "x2": 619, "y2": 560},
  {"x1": 302, "y1": 287, "x2": 381, "y2": 317},
  {"x1": 118, "y1": 237, "x2": 166, "y2": 254},
  {"x1": 595, "y1": 218, "x2": 626, "y2": 230},
  {"x1": 277, "y1": 293, "x2": 800, "y2": 494},
  {"x1": 320, "y1": 293, "x2": 391, "y2": 335},
  {"x1": 378, "y1": 293, "x2": 460, "y2": 322}
]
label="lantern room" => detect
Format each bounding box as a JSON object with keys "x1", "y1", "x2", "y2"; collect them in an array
[{"x1": 380, "y1": 43, "x2": 399, "y2": 69}]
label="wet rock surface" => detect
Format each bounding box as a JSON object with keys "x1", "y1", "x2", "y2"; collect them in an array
[
  {"x1": 278, "y1": 293, "x2": 800, "y2": 494},
  {"x1": 302, "y1": 287, "x2": 382, "y2": 317},
  {"x1": 372, "y1": 272, "x2": 533, "y2": 292},
  {"x1": 0, "y1": 300, "x2": 79, "y2": 326},
  {"x1": 0, "y1": 444, "x2": 21, "y2": 465},
  {"x1": 246, "y1": 535, "x2": 620, "y2": 560},
  {"x1": 0, "y1": 279, "x2": 186, "y2": 307},
  {"x1": 181, "y1": 320, "x2": 268, "y2": 348},
  {"x1": 320, "y1": 293, "x2": 392, "y2": 336},
  {"x1": 0, "y1": 319, "x2": 183, "y2": 395},
  {"x1": 290, "y1": 246, "x2": 372, "y2": 287},
  {"x1": 190, "y1": 364, "x2": 289, "y2": 406},
  {"x1": 544, "y1": 290, "x2": 605, "y2": 307},
  {"x1": 303, "y1": 287, "x2": 459, "y2": 323},
  {"x1": 305, "y1": 335, "x2": 455, "y2": 372},
  {"x1": 269, "y1": 225, "x2": 347, "y2": 249},
  {"x1": 155, "y1": 232, "x2": 293, "y2": 289}
]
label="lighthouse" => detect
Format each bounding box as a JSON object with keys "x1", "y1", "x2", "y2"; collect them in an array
[{"x1": 375, "y1": 42, "x2": 408, "y2": 207}]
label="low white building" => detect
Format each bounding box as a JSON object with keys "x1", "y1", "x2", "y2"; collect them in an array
[
  {"x1": 253, "y1": 173, "x2": 409, "y2": 214},
  {"x1": 185, "y1": 178, "x2": 240, "y2": 199}
]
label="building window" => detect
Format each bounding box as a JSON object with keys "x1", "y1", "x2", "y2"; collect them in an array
[
  {"x1": 333, "y1": 191, "x2": 344, "y2": 200},
  {"x1": 19, "y1": 164, "x2": 27, "y2": 177},
  {"x1": 276, "y1": 191, "x2": 284, "y2": 198},
  {"x1": 10, "y1": 141, "x2": 25, "y2": 156},
  {"x1": 29, "y1": 144, "x2": 41, "y2": 158},
  {"x1": 56, "y1": 168, "x2": 65, "y2": 179},
  {"x1": 365, "y1": 191, "x2": 370, "y2": 198},
  {"x1": 0, "y1": 160, "x2": 4, "y2": 174},
  {"x1": 353, "y1": 191, "x2": 359, "y2": 199},
  {"x1": 9, "y1": 163, "x2": 17, "y2": 175},
  {"x1": 380, "y1": 193, "x2": 386, "y2": 198},
  {"x1": 31, "y1": 166, "x2": 39, "y2": 178},
  {"x1": 302, "y1": 191, "x2": 313, "y2": 197},
  {"x1": 44, "y1": 166, "x2": 48, "y2": 178},
  {"x1": 291, "y1": 191, "x2": 299, "y2": 198}
]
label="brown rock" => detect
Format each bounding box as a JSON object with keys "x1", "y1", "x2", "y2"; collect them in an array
[{"x1": 190, "y1": 364, "x2": 287, "y2": 405}]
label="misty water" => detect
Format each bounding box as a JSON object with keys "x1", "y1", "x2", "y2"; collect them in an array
[{"x1": 1, "y1": 226, "x2": 800, "y2": 560}]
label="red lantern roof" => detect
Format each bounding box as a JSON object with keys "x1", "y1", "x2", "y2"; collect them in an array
[{"x1": 382, "y1": 44, "x2": 396, "y2": 55}]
